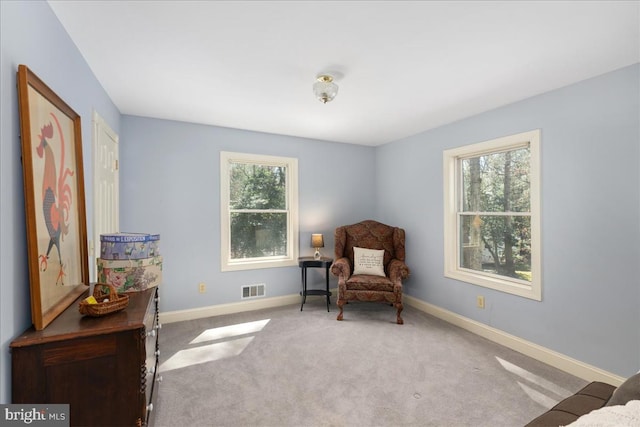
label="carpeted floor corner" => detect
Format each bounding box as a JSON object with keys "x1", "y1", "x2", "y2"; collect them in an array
[{"x1": 153, "y1": 300, "x2": 586, "y2": 427}]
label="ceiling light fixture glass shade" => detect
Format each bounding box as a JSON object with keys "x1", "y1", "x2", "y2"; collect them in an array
[{"x1": 313, "y1": 75, "x2": 338, "y2": 104}]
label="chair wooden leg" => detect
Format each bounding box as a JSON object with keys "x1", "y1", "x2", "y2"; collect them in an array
[
  {"x1": 337, "y1": 300, "x2": 344, "y2": 321},
  {"x1": 396, "y1": 302, "x2": 404, "y2": 325}
]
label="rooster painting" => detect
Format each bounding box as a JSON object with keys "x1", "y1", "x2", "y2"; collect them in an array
[{"x1": 36, "y1": 113, "x2": 74, "y2": 285}]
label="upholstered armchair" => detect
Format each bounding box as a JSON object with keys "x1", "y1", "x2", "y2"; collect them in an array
[{"x1": 330, "y1": 220, "x2": 410, "y2": 324}]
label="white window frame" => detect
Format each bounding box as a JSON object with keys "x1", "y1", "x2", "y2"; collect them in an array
[
  {"x1": 220, "y1": 151, "x2": 299, "y2": 271},
  {"x1": 443, "y1": 130, "x2": 541, "y2": 300}
]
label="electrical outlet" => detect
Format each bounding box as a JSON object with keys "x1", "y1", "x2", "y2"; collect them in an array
[
  {"x1": 198, "y1": 282, "x2": 206, "y2": 293},
  {"x1": 477, "y1": 295, "x2": 485, "y2": 309}
]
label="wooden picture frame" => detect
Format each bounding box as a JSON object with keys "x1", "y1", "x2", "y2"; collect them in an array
[{"x1": 17, "y1": 65, "x2": 89, "y2": 330}]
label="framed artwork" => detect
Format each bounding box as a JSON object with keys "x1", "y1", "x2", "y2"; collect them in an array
[{"x1": 17, "y1": 65, "x2": 89, "y2": 330}]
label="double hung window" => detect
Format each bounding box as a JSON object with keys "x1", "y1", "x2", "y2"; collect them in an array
[
  {"x1": 220, "y1": 152, "x2": 298, "y2": 271},
  {"x1": 443, "y1": 130, "x2": 541, "y2": 300}
]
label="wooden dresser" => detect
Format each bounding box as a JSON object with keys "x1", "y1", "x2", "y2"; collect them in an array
[{"x1": 10, "y1": 287, "x2": 160, "y2": 426}]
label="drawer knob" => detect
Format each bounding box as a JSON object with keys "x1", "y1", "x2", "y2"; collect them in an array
[
  {"x1": 156, "y1": 375, "x2": 163, "y2": 383},
  {"x1": 147, "y1": 403, "x2": 153, "y2": 413},
  {"x1": 147, "y1": 329, "x2": 156, "y2": 338}
]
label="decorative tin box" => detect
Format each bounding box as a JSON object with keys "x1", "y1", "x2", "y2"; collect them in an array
[
  {"x1": 100, "y1": 232, "x2": 160, "y2": 260},
  {"x1": 97, "y1": 256, "x2": 163, "y2": 293}
]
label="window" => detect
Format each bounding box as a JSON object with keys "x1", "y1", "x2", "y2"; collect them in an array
[
  {"x1": 220, "y1": 152, "x2": 298, "y2": 271},
  {"x1": 443, "y1": 130, "x2": 541, "y2": 300}
]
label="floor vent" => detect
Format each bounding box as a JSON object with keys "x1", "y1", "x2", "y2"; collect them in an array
[{"x1": 242, "y1": 283, "x2": 266, "y2": 299}]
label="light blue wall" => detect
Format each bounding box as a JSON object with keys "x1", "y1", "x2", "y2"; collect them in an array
[
  {"x1": 377, "y1": 64, "x2": 640, "y2": 378},
  {"x1": 0, "y1": 0, "x2": 120, "y2": 403},
  {"x1": 1, "y1": 0, "x2": 638, "y2": 406},
  {"x1": 119, "y1": 116, "x2": 376, "y2": 311}
]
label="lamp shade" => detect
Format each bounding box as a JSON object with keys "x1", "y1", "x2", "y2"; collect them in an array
[{"x1": 311, "y1": 234, "x2": 324, "y2": 248}]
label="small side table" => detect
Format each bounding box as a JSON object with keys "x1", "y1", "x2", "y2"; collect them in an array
[{"x1": 298, "y1": 257, "x2": 333, "y2": 312}]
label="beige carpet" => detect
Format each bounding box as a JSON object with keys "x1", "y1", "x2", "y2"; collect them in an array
[{"x1": 153, "y1": 299, "x2": 587, "y2": 427}]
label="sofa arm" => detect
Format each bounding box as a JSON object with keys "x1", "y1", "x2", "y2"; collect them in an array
[
  {"x1": 525, "y1": 381, "x2": 616, "y2": 427},
  {"x1": 388, "y1": 259, "x2": 410, "y2": 282},
  {"x1": 330, "y1": 257, "x2": 351, "y2": 280}
]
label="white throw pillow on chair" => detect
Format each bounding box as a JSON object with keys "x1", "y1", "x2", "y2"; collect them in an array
[{"x1": 353, "y1": 247, "x2": 385, "y2": 277}]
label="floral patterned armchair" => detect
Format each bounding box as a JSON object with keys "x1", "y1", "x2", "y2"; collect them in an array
[{"x1": 330, "y1": 220, "x2": 410, "y2": 324}]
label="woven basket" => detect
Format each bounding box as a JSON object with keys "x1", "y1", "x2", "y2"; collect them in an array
[{"x1": 79, "y1": 283, "x2": 129, "y2": 317}]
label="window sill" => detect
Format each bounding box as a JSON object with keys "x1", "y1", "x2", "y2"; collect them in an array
[
  {"x1": 445, "y1": 269, "x2": 541, "y2": 301},
  {"x1": 222, "y1": 258, "x2": 298, "y2": 272}
]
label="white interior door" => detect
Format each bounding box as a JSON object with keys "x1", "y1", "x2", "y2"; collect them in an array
[{"x1": 92, "y1": 111, "x2": 119, "y2": 282}]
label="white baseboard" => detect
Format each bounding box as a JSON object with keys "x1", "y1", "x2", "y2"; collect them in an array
[
  {"x1": 159, "y1": 293, "x2": 301, "y2": 324},
  {"x1": 404, "y1": 295, "x2": 625, "y2": 386}
]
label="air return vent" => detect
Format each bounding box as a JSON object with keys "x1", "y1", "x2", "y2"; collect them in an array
[{"x1": 242, "y1": 283, "x2": 265, "y2": 299}]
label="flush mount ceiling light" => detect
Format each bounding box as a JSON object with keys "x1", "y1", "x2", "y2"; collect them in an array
[{"x1": 313, "y1": 74, "x2": 338, "y2": 104}]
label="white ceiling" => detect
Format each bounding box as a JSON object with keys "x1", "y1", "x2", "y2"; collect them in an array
[{"x1": 47, "y1": 1, "x2": 639, "y2": 146}]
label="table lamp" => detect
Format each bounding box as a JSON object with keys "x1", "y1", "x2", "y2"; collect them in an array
[{"x1": 311, "y1": 234, "x2": 324, "y2": 260}]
